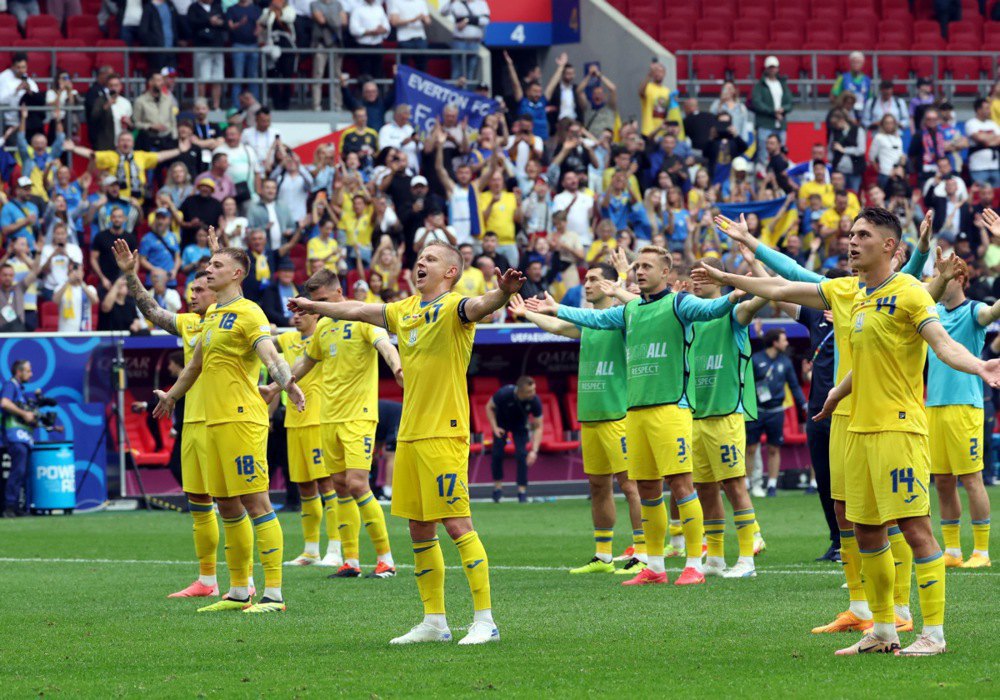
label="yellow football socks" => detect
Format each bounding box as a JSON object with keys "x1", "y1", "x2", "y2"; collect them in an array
[
  {"x1": 455, "y1": 530, "x2": 491, "y2": 611},
  {"x1": 704, "y1": 519, "x2": 725, "y2": 559},
  {"x1": 222, "y1": 511, "x2": 253, "y2": 588},
  {"x1": 594, "y1": 528, "x2": 614, "y2": 560},
  {"x1": 336, "y1": 495, "x2": 361, "y2": 564},
  {"x1": 888, "y1": 525, "x2": 912, "y2": 609},
  {"x1": 734, "y1": 507, "x2": 756, "y2": 559},
  {"x1": 641, "y1": 495, "x2": 667, "y2": 561},
  {"x1": 321, "y1": 489, "x2": 339, "y2": 544},
  {"x1": 300, "y1": 494, "x2": 322, "y2": 550},
  {"x1": 676, "y1": 492, "x2": 704, "y2": 560},
  {"x1": 188, "y1": 500, "x2": 218, "y2": 578},
  {"x1": 914, "y1": 551, "x2": 946, "y2": 626},
  {"x1": 412, "y1": 537, "x2": 445, "y2": 614},
  {"x1": 859, "y1": 542, "x2": 895, "y2": 626},
  {"x1": 840, "y1": 529, "x2": 866, "y2": 602},
  {"x1": 356, "y1": 491, "x2": 391, "y2": 556},
  {"x1": 632, "y1": 529, "x2": 647, "y2": 558},
  {"x1": 972, "y1": 518, "x2": 991, "y2": 555},
  {"x1": 941, "y1": 519, "x2": 961, "y2": 553},
  {"x1": 669, "y1": 519, "x2": 683, "y2": 539},
  {"x1": 252, "y1": 510, "x2": 284, "y2": 590}
]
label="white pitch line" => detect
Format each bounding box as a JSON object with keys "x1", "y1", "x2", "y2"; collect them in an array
[{"x1": 0, "y1": 557, "x2": 996, "y2": 577}]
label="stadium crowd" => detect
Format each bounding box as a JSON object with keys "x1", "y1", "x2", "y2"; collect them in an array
[{"x1": 0, "y1": 27, "x2": 996, "y2": 338}]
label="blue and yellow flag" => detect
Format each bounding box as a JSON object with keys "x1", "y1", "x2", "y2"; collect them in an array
[{"x1": 716, "y1": 196, "x2": 798, "y2": 249}]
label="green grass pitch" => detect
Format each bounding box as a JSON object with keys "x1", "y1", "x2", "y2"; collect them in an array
[{"x1": 2, "y1": 493, "x2": 998, "y2": 698}]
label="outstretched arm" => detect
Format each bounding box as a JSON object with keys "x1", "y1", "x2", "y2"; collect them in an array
[
  {"x1": 508, "y1": 293, "x2": 581, "y2": 338},
  {"x1": 813, "y1": 370, "x2": 851, "y2": 422},
  {"x1": 676, "y1": 292, "x2": 738, "y2": 324},
  {"x1": 113, "y1": 238, "x2": 178, "y2": 335},
  {"x1": 375, "y1": 337, "x2": 405, "y2": 387},
  {"x1": 524, "y1": 292, "x2": 626, "y2": 330},
  {"x1": 151, "y1": 340, "x2": 203, "y2": 417},
  {"x1": 901, "y1": 211, "x2": 933, "y2": 278},
  {"x1": 922, "y1": 320, "x2": 1000, "y2": 388},
  {"x1": 977, "y1": 298, "x2": 1000, "y2": 327},
  {"x1": 716, "y1": 213, "x2": 824, "y2": 283},
  {"x1": 287, "y1": 297, "x2": 387, "y2": 328},
  {"x1": 691, "y1": 263, "x2": 827, "y2": 310},
  {"x1": 463, "y1": 268, "x2": 526, "y2": 323}
]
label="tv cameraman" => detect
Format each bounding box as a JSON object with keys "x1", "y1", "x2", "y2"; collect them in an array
[{"x1": 1, "y1": 359, "x2": 35, "y2": 517}]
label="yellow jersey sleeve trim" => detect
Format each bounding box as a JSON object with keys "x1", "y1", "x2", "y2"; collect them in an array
[
  {"x1": 816, "y1": 283, "x2": 831, "y2": 310},
  {"x1": 916, "y1": 317, "x2": 940, "y2": 333}
]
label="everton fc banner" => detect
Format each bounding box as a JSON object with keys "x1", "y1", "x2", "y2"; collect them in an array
[{"x1": 395, "y1": 65, "x2": 498, "y2": 134}]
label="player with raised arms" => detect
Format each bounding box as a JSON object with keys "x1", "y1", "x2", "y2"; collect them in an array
[
  {"x1": 707, "y1": 212, "x2": 931, "y2": 633},
  {"x1": 152, "y1": 245, "x2": 305, "y2": 614},
  {"x1": 507, "y1": 258, "x2": 646, "y2": 577},
  {"x1": 697, "y1": 207, "x2": 1000, "y2": 656},
  {"x1": 526, "y1": 245, "x2": 743, "y2": 587},
  {"x1": 113, "y1": 239, "x2": 258, "y2": 599},
  {"x1": 262, "y1": 268, "x2": 403, "y2": 579},
  {"x1": 288, "y1": 241, "x2": 524, "y2": 645}
]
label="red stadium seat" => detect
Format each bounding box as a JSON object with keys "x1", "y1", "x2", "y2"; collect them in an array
[
  {"x1": 57, "y1": 52, "x2": 94, "y2": 79},
  {"x1": 874, "y1": 55, "x2": 911, "y2": 83},
  {"x1": 695, "y1": 26, "x2": 730, "y2": 43},
  {"x1": 768, "y1": 18, "x2": 800, "y2": 37},
  {"x1": 691, "y1": 44, "x2": 728, "y2": 85},
  {"x1": 0, "y1": 14, "x2": 17, "y2": 33},
  {"x1": 946, "y1": 55, "x2": 983, "y2": 94},
  {"x1": 25, "y1": 15, "x2": 61, "y2": 37},
  {"x1": 538, "y1": 394, "x2": 579, "y2": 452},
  {"x1": 40, "y1": 301, "x2": 59, "y2": 331},
  {"x1": 737, "y1": 6, "x2": 772, "y2": 21},
  {"x1": 471, "y1": 376, "x2": 501, "y2": 394},
  {"x1": 66, "y1": 15, "x2": 101, "y2": 38},
  {"x1": 728, "y1": 42, "x2": 762, "y2": 78},
  {"x1": 782, "y1": 406, "x2": 807, "y2": 445}
]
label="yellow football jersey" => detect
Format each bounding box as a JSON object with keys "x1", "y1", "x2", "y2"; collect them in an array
[
  {"x1": 306, "y1": 316, "x2": 387, "y2": 423},
  {"x1": 176, "y1": 312, "x2": 205, "y2": 424},
  {"x1": 847, "y1": 273, "x2": 939, "y2": 435},
  {"x1": 817, "y1": 274, "x2": 864, "y2": 418},
  {"x1": 456, "y1": 267, "x2": 486, "y2": 298},
  {"x1": 383, "y1": 291, "x2": 475, "y2": 441},
  {"x1": 277, "y1": 331, "x2": 322, "y2": 428},
  {"x1": 199, "y1": 297, "x2": 270, "y2": 427}
]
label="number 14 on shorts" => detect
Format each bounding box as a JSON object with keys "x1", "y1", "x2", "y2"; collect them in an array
[{"x1": 890, "y1": 467, "x2": 915, "y2": 493}]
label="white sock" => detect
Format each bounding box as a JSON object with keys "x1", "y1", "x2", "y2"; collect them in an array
[
  {"x1": 227, "y1": 586, "x2": 249, "y2": 600},
  {"x1": 346, "y1": 558, "x2": 360, "y2": 569},
  {"x1": 873, "y1": 622, "x2": 898, "y2": 641},
  {"x1": 685, "y1": 557, "x2": 702, "y2": 571},
  {"x1": 647, "y1": 555, "x2": 665, "y2": 573},
  {"x1": 635, "y1": 551, "x2": 648, "y2": 564},
  {"x1": 327, "y1": 540, "x2": 342, "y2": 558},
  {"x1": 263, "y1": 586, "x2": 282, "y2": 602},
  {"x1": 247, "y1": 576, "x2": 255, "y2": 589},
  {"x1": 737, "y1": 555, "x2": 755, "y2": 567},
  {"x1": 705, "y1": 556, "x2": 726, "y2": 569},
  {"x1": 594, "y1": 552, "x2": 612, "y2": 563},
  {"x1": 945, "y1": 547, "x2": 962, "y2": 558},
  {"x1": 473, "y1": 608, "x2": 495, "y2": 625},
  {"x1": 972, "y1": 549, "x2": 990, "y2": 557},
  {"x1": 423, "y1": 613, "x2": 448, "y2": 629},
  {"x1": 809, "y1": 478, "x2": 818, "y2": 488},
  {"x1": 849, "y1": 600, "x2": 873, "y2": 620},
  {"x1": 922, "y1": 624, "x2": 945, "y2": 643},
  {"x1": 199, "y1": 574, "x2": 217, "y2": 587},
  {"x1": 894, "y1": 604, "x2": 911, "y2": 621},
  {"x1": 377, "y1": 552, "x2": 395, "y2": 567},
  {"x1": 670, "y1": 535, "x2": 685, "y2": 549},
  {"x1": 304, "y1": 541, "x2": 320, "y2": 557},
  {"x1": 767, "y1": 477, "x2": 778, "y2": 488},
  {"x1": 383, "y1": 485, "x2": 392, "y2": 497}
]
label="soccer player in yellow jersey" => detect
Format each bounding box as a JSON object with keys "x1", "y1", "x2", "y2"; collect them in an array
[
  {"x1": 289, "y1": 241, "x2": 525, "y2": 645},
  {"x1": 266, "y1": 269, "x2": 403, "y2": 579},
  {"x1": 269, "y1": 305, "x2": 340, "y2": 568},
  {"x1": 113, "y1": 241, "x2": 249, "y2": 599},
  {"x1": 703, "y1": 208, "x2": 1000, "y2": 656},
  {"x1": 152, "y1": 246, "x2": 305, "y2": 614}
]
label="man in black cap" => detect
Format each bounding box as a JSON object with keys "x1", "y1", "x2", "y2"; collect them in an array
[
  {"x1": 862, "y1": 79, "x2": 910, "y2": 131},
  {"x1": 260, "y1": 257, "x2": 299, "y2": 326}
]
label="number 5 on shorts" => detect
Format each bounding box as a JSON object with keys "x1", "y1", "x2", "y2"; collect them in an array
[{"x1": 363, "y1": 436, "x2": 373, "y2": 459}]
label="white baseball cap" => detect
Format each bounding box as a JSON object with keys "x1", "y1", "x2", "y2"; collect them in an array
[
  {"x1": 764, "y1": 56, "x2": 780, "y2": 69},
  {"x1": 16, "y1": 176, "x2": 32, "y2": 188}
]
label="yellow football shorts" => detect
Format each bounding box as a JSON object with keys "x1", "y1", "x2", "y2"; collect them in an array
[
  {"x1": 180, "y1": 420, "x2": 209, "y2": 494},
  {"x1": 581, "y1": 419, "x2": 628, "y2": 476},
  {"x1": 205, "y1": 421, "x2": 269, "y2": 498},
  {"x1": 625, "y1": 404, "x2": 693, "y2": 480},
  {"x1": 928, "y1": 405, "x2": 984, "y2": 476},
  {"x1": 829, "y1": 413, "x2": 850, "y2": 501},
  {"x1": 321, "y1": 420, "x2": 377, "y2": 474},
  {"x1": 844, "y1": 430, "x2": 931, "y2": 526},
  {"x1": 391, "y1": 437, "x2": 471, "y2": 522},
  {"x1": 287, "y1": 425, "x2": 326, "y2": 483},
  {"x1": 692, "y1": 413, "x2": 747, "y2": 483}
]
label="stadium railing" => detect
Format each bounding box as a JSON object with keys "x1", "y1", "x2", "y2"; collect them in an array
[{"x1": 674, "y1": 49, "x2": 998, "y2": 103}]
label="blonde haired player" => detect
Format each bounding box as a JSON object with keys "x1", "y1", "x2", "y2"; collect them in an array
[
  {"x1": 527, "y1": 245, "x2": 744, "y2": 587},
  {"x1": 507, "y1": 261, "x2": 646, "y2": 577},
  {"x1": 263, "y1": 268, "x2": 403, "y2": 579},
  {"x1": 113, "y1": 241, "x2": 260, "y2": 598},
  {"x1": 153, "y1": 245, "x2": 305, "y2": 614},
  {"x1": 289, "y1": 242, "x2": 525, "y2": 644},
  {"x1": 925, "y1": 254, "x2": 998, "y2": 569},
  {"x1": 701, "y1": 207, "x2": 1000, "y2": 656}
]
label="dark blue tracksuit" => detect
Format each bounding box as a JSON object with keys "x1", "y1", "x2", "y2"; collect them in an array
[{"x1": 1, "y1": 378, "x2": 33, "y2": 510}]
